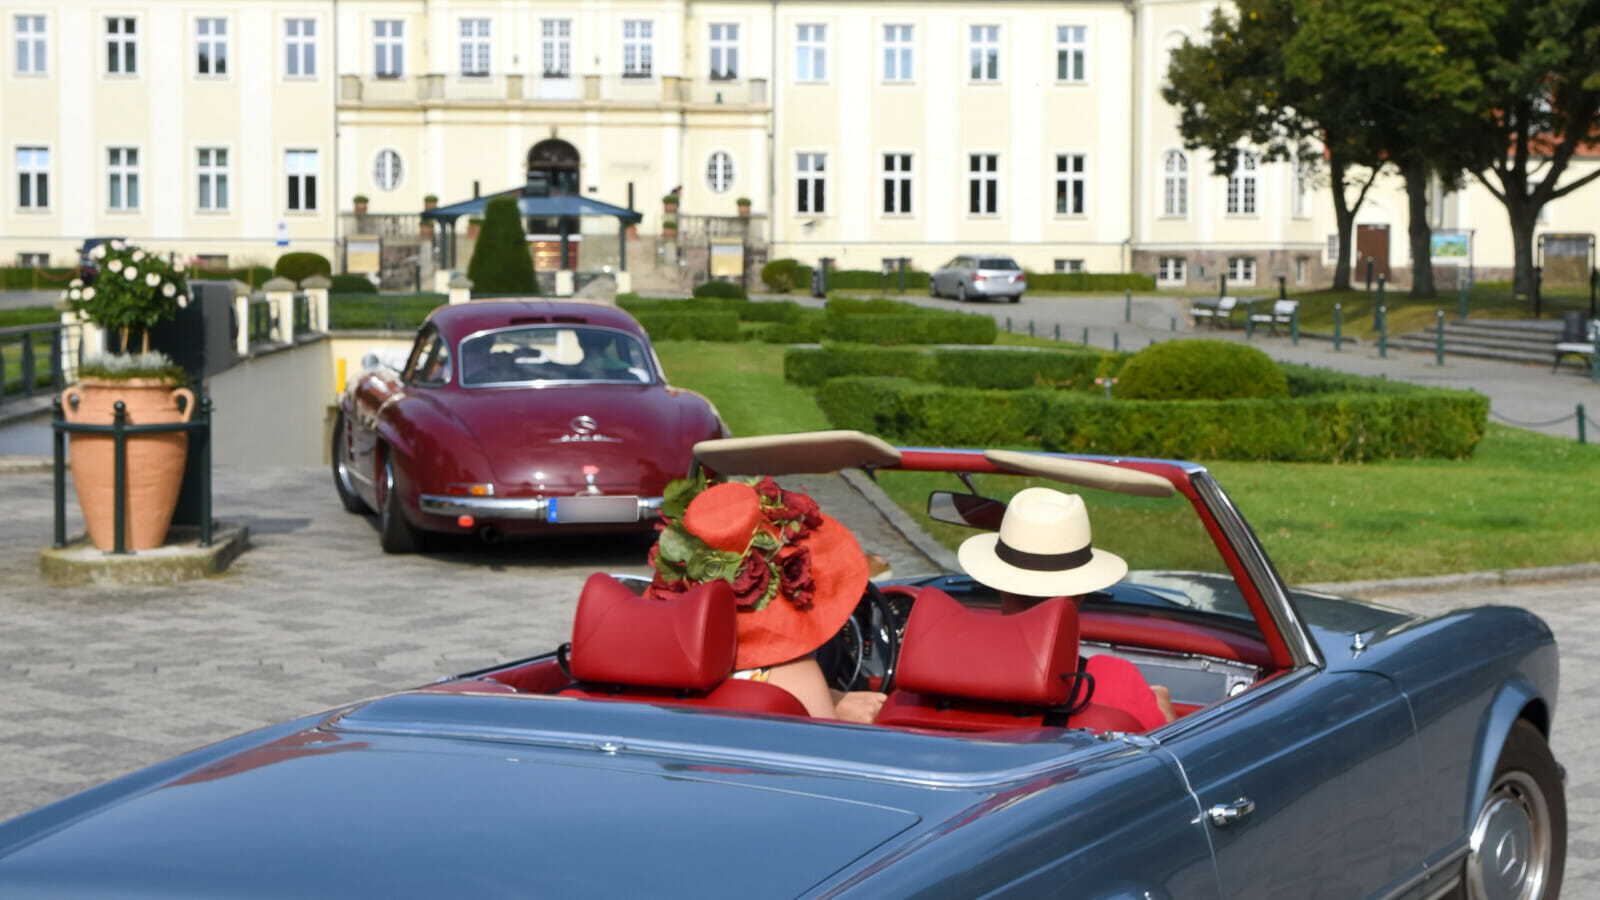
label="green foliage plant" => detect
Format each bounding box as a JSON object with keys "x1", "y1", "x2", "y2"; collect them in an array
[
  {"x1": 692, "y1": 280, "x2": 748, "y2": 300},
  {"x1": 78, "y1": 351, "x2": 187, "y2": 385},
  {"x1": 631, "y1": 311, "x2": 741, "y2": 342},
  {"x1": 63, "y1": 240, "x2": 190, "y2": 369},
  {"x1": 467, "y1": 196, "x2": 538, "y2": 294},
  {"x1": 1113, "y1": 340, "x2": 1287, "y2": 401},
  {"x1": 330, "y1": 273, "x2": 379, "y2": 294},
  {"x1": 273, "y1": 251, "x2": 333, "y2": 282},
  {"x1": 761, "y1": 259, "x2": 798, "y2": 292}
]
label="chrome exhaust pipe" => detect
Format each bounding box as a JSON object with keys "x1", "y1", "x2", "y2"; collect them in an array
[{"x1": 477, "y1": 524, "x2": 503, "y2": 543}]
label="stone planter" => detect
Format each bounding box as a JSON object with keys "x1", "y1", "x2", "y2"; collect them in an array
[
  {"x1": 62, "y1": 378, "x2": 195, "y2": 551},
  {"x1": 737, "y1": 202, "x2": 751, "y2": 218}
]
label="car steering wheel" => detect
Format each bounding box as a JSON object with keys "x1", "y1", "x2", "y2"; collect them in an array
[{"x1": 818, "y1": 583, "x2": 901, "y2": 695}]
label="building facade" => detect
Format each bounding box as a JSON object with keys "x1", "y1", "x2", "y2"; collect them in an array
[{"x1": 3, "y1": 0, "x2": 1596, "y2": 288}]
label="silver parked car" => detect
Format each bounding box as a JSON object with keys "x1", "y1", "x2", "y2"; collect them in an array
[{"x1": 929, "y1": 254, "x2": 1027, "y2": 303}]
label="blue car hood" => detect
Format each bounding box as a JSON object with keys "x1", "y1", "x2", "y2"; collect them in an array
[{"x1": 0, "y1": 693, "x2": 1120, "y2": 899}]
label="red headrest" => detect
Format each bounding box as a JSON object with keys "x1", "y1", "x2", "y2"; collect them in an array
[
  {"x1": 894, "y1": 588, "x2": 1079, "y2": 706},
  {"x1": 569, "y1": 573, "x2": 737, "y2": 691}
]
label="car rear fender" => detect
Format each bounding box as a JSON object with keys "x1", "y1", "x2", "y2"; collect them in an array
[{"x1": 1465, "y1": 678, "x2": 1552, "y2": 830}]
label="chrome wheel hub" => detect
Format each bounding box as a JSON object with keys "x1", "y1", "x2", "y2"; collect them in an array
[{"x1": 1468, "y1": 772, "x2": 1549, "y2": 900}]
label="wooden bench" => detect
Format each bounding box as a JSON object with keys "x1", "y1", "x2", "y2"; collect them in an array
[
  {"x1": 1190, "y1": 296, "x2": 1239, "y2": 328},
  {"x1": 1553, "y1": 316, "x2": 1600, "y2": 371},
  {"x1": 1249, "y1": 299, "x2": 1299, "y2": 335}
]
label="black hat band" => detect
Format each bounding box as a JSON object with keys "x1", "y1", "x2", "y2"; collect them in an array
[{"x1": 994, "y1": 538, "x2": 1093, "y2": 572}]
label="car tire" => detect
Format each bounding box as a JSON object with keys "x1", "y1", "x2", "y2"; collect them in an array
[
  {"x1": 957, "y1": 283, "x2": 970, "y2": 303},
  {"x1": 331, "y1": 411, "x2": 371, "y2": 514},
  {"x1": 1456, "y1": 720, "x2": 1565, "y2": 900},
  {"x1": 1009, "y1": 293, "x2": 1021, "y2": 304},
  {"x1": 928, "y1": 280, "x2": 940, "y2": 299},
  {"x1": 377, "y1": 449, "x2": 423, "y2": 555}
]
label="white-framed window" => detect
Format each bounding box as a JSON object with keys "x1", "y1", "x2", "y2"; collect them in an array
[
  {"x1": 106, "y1": 16, "x2": 137, "y2": 75},
  {"x1": 709, "y1": 23, "x2": 738, "y2": 80},
  {"x1": 1162, "y1": 150, "x2": 1188, "y2": 217},
  {"x1": 459, "y1": 18, "x2": 489, "y2": 77},
  {"x1": 1157, "y1": 256, "x2": 1187, "y2": 285},
  {"x1": 286, "y1": 149, "x2": 319, "y2": 212},
  {"x1": 285, "y1": 18, "x2": 316, "y2": 77},
  {"x1": 622, "y1": 19, "x2": 652, "y2": 78},
  {"x1": 883, "y1": 153, "x2": 912, "y2": 215},
  {"x1": 968, "y1": 153, "x2": 999, "y2": 215},
  {"x1": 541, "y1": 19, "x2": 570, "y2": 78},
  {"x1": 16, "y1": 252, "x2": 48, "y2": 267},
  {"x1": 706, "y1": 151, "x2": 734, "y2": 193},
  {"x1": 1055, "y1": 259, "x2": 1085, "y2": 274},
  {"x1": 1293, "y1": 159, "x2": 1310, "y2": 218},
  {"x1": 1295, "y1": 257, "x2": 1309, "y2": 285},
  {"x1": 374, "y1": 149, "x2": 403, "y2": 192},
  {"x1": 1056, "y1": 25, "x2": 1087, "y2": 82},
  {"x1": 1228, "y1": 256, "x2": 1256, "y2": 285},
  {"x1": 1326, "y1": 234, "x2": 1340, "y2": 264},
  {"x1": 15, "y1": 15, "x2": 46, "y2": 75},
  {"x1": 883, "y1": 25, "x2": 913, "y2": 82},
  {"x1": 1226, "y1": 150, "x2": 1258, "y2": 215},
  {"x1": 16, "y1": 147, "x2": 48, "y2": 210},
  {"x1": 797, "y1": 152, "x2": 826, "y2": 214},
  {"x1": 969, "y1": 25, "x2": 1000, "y2": 82},
  {"x1": 197, "y1": 147, "x2": 229, "y2": 211},
  {"x1": 796, "y1": 24, "x2": 826, "y2": 83},
  {"x1": 374, "y1": 19, "x2": 403, "y2": 78},
  {"x1": 107, "y1": 147, "x2": 139, "y2": 211},
  {"x1": 1055, "y1": 153, "x2": 1087, "y2": 216},
  {"x1": 196, "y1": 17, "x2": 227, "y2": 76}
]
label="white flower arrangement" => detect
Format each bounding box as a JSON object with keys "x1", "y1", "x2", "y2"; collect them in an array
[
  {"x1": 124, "y1": 266, "x2": 138, "y2": 281},
  {"x1": 68, "y1": 240, "x2": 188, "y2": 365},
  {"x1": 83, "y1": 287, "x2": 95, "y2": 299},
  {"x1": 107, "y1": 259, "x2": 123, "y2": 273},
  {"x1": 145, "y1": 272, "x2": 161, "y2": 288},
  {"x1": 131, "y1": 250, "x2": 145, "y2": 262},
  {"x1": 90, "y1": 244, "x2": 106, "y2": 260},
  {"x1": 161, "y1": 282, "x2": 176, "y2": 298},
  {"x1": 69, "y1": 278, "x2": 83, "y2": 289}
]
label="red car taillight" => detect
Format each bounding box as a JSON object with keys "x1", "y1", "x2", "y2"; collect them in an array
[{"x1": 974, "y1": 273, "x2": 988, "y2": 282}]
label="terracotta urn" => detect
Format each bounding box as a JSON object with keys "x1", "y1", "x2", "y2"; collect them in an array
[{"x1": 62, "y1": 378, "x2": 195, "y2": 551}]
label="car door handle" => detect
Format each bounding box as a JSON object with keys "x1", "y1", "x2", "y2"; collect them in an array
[{"x1": 1207, "y1": 798, "x2": 1255, "y2": 828}]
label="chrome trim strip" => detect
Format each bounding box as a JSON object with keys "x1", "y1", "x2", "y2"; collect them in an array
[
  {"x1": 420, "y1": 494, "x2": 663, "y2": 520},
  {"x1": 1191, "y1": 472, "x2": 1324, "y2": 670},
  {"x1": 1373, "y1": 844, "x2": 1468, "y2": 900}
]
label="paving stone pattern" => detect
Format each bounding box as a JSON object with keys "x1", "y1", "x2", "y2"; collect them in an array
[{"x1": 0, "y1": 465, "x2": 1594, "y2": 889}]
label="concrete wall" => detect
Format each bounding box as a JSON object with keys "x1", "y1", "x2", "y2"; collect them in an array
[{"x1": 208, "y1": 337, "x2": 337, "y2": 467}]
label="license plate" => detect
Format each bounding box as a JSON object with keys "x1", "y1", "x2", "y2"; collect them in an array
[{"x1": 548, "y1": 495, "x2": 641, "y2": 524}]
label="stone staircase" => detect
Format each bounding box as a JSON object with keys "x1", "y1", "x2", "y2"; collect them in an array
[{"x1": 1390, "y1": 318, "x2": 1564, "y2": 365}]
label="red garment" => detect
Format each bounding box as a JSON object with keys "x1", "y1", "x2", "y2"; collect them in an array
[{"x1": 1084, "y1": 654, "x2": 1167, "y2": 731}]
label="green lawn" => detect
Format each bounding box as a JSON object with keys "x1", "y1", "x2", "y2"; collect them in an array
[
  {"x1": 657, "y1": 337, "x2": 1600, "y2": 584},
  {"x1": 1, "y1": 307, "x2": 63, "y2": 395}
]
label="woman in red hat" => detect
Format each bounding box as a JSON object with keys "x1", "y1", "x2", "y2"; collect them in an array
[{"x1": 646, "y1": 478, "x2": 886, "y2": 723}]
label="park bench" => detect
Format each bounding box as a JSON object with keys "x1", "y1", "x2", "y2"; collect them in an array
[
  {"x1": 1190, "y1": 296, "x2": 1239, "y2": 329},
  {"x1": 1552, "y1": 310, "x2": 1600, "y2": 371},
  {"x1": 1249, "y1": 299, "x2": 1300, "y2": 335}
]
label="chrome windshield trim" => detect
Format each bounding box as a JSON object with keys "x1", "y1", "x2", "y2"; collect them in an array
[
  {"x1": 420, "y1": 494, "x2": 663, "y2": 520},
  {"x1": 1191, "y1": 472, "x2": 1323, "y2": 669}
]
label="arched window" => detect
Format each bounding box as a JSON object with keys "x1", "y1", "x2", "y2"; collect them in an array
[
  {"x1": 373, "y1": 149, "x2": 403, "y2": 191},
  {"x1": 1226, "y1": 150, "x2": 1258, "y2": 215},
  {"x1": 1162, "y1": 150, "x2": 1187, "y2": 217},
  {"x1": 706, "y1": 151, "x2": 735, "y2": 193}
]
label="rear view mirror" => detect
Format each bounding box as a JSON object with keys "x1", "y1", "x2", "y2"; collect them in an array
[{"x1": 927, "y1": 491, "x2": 1006, "y2": 531}]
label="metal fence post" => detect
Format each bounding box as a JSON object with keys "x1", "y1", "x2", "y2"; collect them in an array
[
  {"x1": 52, "y1": 397, "x2": 66, "y2": 548},
  {"x1": 1334, "y1": 303, "x2": 1343, "y2": 352},
  {"x1": 1580, "y1": 403, "x2": 1588, "y2": 445},
  {"x1": 1459, "y1": 282, "x2": 1469, "y2": 322},
  {"x1": 1245, "y1": 306, "x2": 1255, "y2": 340},
  {"x1": 1170, "y1": 316, "x2": 1176, "y2": 332},
  {"x1": 1291, "y1": 308, "x2": 1300, "y2": 346},
  {"x1": 1029, "y1": 320, "x2": 1035, "y2": 337},
  {"x1": 111, "y1": 401, "x2": 128, "y2": 555},
  {"x1": 1006, "y1": 316, "x2": 1012, "y2": 333},
  {"x1": 1436, "y1": 310, "x2": 1445, "y2": 365},
  {"x1": 1113, "y1": 332, "x2": 1120, "y2": 352},
  {"x1": 199, "y1": 397, "x2": 213, "y2": 547},
  {"x1": 1082, "y1": 327, "x2": 1089, "y2": 345},
  {"x1": 1054, "y1": 323, "x2": 1061, "y2": 341},
  {"x1": 21, "y1": 331, "x2": 36, "y2": 397},
  {"x1": 1374, "y1": 275, "x2": 1386, "y2": 329},
  {"x1": 1124, "y1": 289, "x2": 1132, "y2": 323},
  {"x1": 1592, "y1": 327, "x2": 1599, "y2": 384}
]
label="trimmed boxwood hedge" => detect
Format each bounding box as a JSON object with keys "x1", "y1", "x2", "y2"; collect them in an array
[
  {"x1": 1, "y1": 267, "x2": 79, "y2": 290},
  {"x1": 274, "y1": 252, "x2": 333, "y2": 282},
  {"x1": 785, "y1": 345, "x2": 1118, "y2": 390},
  {"x1": 1023, "y1": 272, "x2": 1156, "y2": 292},
  {"x1": 693, "y1": 280, "x2": 748, "y2": 300},
  {"x1": 814, "y1": 377, "x2": 1487, "y2": 461},
  {"x1": 330, "y1": 273, "x2": 378, "y2": 294},
  {"x1": 821, "y1": 269, "x2": 931, "y2": 290},
  {"x1": 1114, "y1": 340, "x2": 1288, "y2": 401},
  {"x1": 822, "y1": 312, "x2": 997, "y2": 345},
  {"x1": 631, "y1": 310, "x2": 741, "y2": 342}
]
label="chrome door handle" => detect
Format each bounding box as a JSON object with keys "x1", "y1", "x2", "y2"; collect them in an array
[{"x1": 1207, "y1": 798, "x2": 1255, "y2": 827}]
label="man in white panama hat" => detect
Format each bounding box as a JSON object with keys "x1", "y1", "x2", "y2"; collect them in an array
[{"x1": 958, "y1": 486, "x2": 1176, "y2": 729}]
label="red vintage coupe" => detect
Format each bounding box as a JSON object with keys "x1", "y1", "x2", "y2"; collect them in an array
[{"x1": 332, "y1": 299, "x2": 727, "y2": 552}]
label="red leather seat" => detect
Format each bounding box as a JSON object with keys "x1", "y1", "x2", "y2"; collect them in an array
[
  {"x1": 557, "y1": 573, "x2": 809, "y2": 718},
  {"x1": 877, "y1": 588, "x2": 1144, "y2": 734}
]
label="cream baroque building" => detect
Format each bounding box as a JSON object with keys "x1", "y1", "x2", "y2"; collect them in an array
[{"x1": 3, "y1": 0, "x2": 1596, "y2": 288}]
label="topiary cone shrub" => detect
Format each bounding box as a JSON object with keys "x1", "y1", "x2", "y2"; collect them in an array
[
  {"x1": 467, "y1": 196, "x2": 538, "y2": 294},
  {"x1": 1113, "y1": 339, "x2": 1287, "y2": 401}
]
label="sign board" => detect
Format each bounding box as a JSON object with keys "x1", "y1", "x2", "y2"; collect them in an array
[
  {"x1": 1429, "y1": 232, "x2": 1470, "y2": 263},
  {"x1": 710, "y1": 241, "x2": 744, "y2": 278},
  {"x1": 346, "y1": 236, "x2": 382, "y2": 274},
  {"x1": 275, "y1": 220, "x2": 290, "y2": 247}
]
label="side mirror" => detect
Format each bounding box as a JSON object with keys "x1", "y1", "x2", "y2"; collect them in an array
[
  {"x1": 927, "y1": 491, "x2": 1006, "y2": 531},
  {"x1": 361, "y1": 352, "x2": 381, "y2": 372}
]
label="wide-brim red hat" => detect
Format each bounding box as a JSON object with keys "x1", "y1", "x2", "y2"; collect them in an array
[{"x1": 650, "y1": 480, "x2": 867, "y2": 671}]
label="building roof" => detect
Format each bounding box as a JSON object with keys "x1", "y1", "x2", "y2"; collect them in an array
[{"x1": 423, "y1": 189, "x2": 643, "y2": 225}]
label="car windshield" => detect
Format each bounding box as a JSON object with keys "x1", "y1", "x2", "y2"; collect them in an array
[
  {"x1": 978, "y1": 257, "x2": 1020, "y2": 270},
  {"x1": 458, "y1": 325, "x2": 655, "y2": 387}
]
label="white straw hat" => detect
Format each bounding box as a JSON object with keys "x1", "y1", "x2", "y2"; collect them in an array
[{"x1": 957, "y1": 487, "x2": 1127, "y2": 598}]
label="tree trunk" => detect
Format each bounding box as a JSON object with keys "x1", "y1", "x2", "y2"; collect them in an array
[
  {"x1": 1402, "y1": 158, "x2": 1435, "y2": 297},
  {"x1": 1508, "y1": 205, "x2": 1538, "y2": 301},
  {"x1": 1329, "y1": 158, "x2": 1355, "y2": 292}
]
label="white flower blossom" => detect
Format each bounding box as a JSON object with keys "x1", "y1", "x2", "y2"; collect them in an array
[
  {"x1": 124, "y1": 266, "x2": 139, "y2": 281},
  {"x1": 145, "y1": 272, "x2": 161, "y2": 287},
  {"x1": 107, "y1": 259, "x2": 123, "y2": 273},
  {"x1": 161, "y1": 283, "x2": 176, "y2": 298},
  {"x1": 177, "y1": 293, "x2": 189, "y2": 309},
  {"x1": 110, "y1": 240, "x2": 125, "y2": 251},
  {"x1": 131, "y1": 250, "x2": 145, "y2": 262},
  {"x1": 83, "y1": 287, "x2": 95, "y2": 300},
  {"x1": 173, "y1": 260, "x2": 187, "y2": 273},
  {"x1": 90, "y1": 245, "x2": 106, "y2": 260},
  {"x1": 69, "y1": 278, "x2": 83, "y2": 288},
  {"x1": 68, "y1": 288, "x2": 81, "y2": 300}
]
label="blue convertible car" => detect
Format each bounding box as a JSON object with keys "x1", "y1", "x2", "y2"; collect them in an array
[{"x1": 0, "y1": 432, "x2": 1563, "y2": 899}]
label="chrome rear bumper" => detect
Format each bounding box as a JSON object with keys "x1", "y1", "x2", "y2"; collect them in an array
[{"x1": 419, "y1": 494, "x2": 664, "y2": 522}]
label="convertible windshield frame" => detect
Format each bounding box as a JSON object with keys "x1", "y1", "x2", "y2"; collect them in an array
[{"x1": 455, "y1": 323, "x2": 661, "y2": 389}]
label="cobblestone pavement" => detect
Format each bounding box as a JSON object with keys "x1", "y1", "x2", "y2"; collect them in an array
[{"x1": 1, "y1": 465, "x2": 1595, "y2": 889}]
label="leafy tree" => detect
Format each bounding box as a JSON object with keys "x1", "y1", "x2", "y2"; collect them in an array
[
  {"x1": 1464, "y1": 0, "x2": 1600, "y2": 296},
  {"x1": 467, "y1": 195, "x2": 538, "y2": 294}
]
